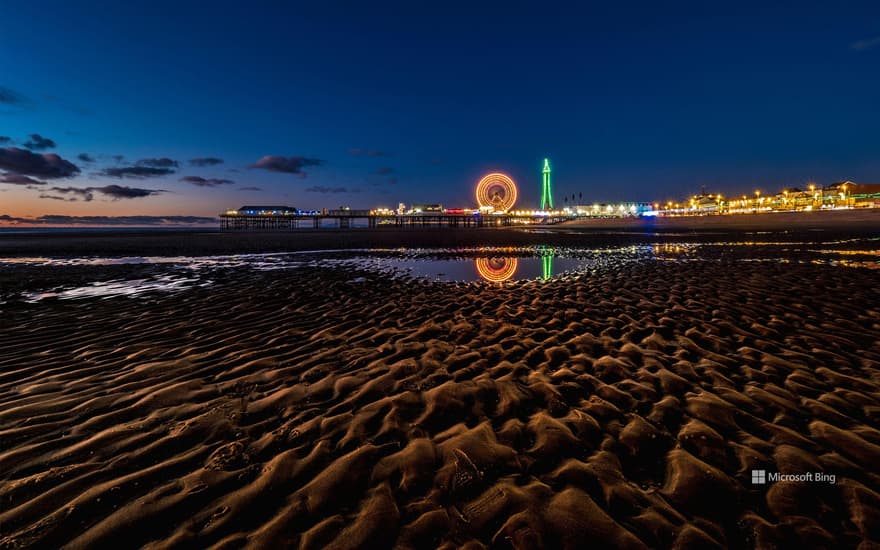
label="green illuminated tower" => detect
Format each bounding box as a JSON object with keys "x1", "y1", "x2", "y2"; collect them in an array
[{"x1": 541, "y1": 158, "x2": 553, "y2": 210}]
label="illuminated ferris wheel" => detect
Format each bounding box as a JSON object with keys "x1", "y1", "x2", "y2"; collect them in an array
[
  {"x1": 476, "y1": 173, "x2": 517, "y2": 212},
  {"x1": 475, "y1": 257, "x2": 518, "y2": 283}
]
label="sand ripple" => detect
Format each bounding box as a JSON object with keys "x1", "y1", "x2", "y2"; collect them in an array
[{"x1": 1, "y1": 260, "x2": 879, "y2": 548}]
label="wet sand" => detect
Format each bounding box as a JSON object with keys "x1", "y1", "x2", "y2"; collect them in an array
[{"x1": 1, "y1": 247, "x2": 879, "y2": 547}]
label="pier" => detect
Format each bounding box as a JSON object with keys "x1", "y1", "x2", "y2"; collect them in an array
[{"x1": 219, "y1": 211, "x2": 572, "y2": 231}]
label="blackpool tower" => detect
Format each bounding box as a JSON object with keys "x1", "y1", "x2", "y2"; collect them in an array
[{"x1": 541, "y1": 158, "x2": 553, "y2": 210}]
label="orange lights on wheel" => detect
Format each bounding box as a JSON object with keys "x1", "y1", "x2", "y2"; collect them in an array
[{"x1": 476, "y1": 173, "x2": 517, "y2": 213}]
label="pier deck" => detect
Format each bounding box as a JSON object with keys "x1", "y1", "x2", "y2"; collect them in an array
[{"x1": 219, "y1": 213, "x2": 571, "y2": 230}]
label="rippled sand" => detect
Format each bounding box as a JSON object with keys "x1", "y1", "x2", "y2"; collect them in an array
[{"x1": 1, "y1": 258, "x2": 879, "y2": 548}]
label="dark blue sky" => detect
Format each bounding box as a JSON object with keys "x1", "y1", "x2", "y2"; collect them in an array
[{"x1": 1, "y1": 0, "x2": 879, "y2": 221}]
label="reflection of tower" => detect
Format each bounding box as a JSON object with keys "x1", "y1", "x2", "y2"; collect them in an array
[
  {"x1": 540, "y1": 247, "x2": 554, "y2": 280},
  {"x1": 541, "y1": 158, "x2": 553, "y2": 210}
]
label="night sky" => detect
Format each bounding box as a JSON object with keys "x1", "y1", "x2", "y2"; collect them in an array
[{"x1": 1, "y1": 1, "x2": 879, "y2": 224}]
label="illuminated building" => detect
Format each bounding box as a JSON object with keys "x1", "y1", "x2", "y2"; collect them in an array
[
  {"x1": 844, "y1": 183, "x2": 880, "y2": 207},
  {"x1": 236, "y1": 205, "x2": 297, "y2": 215},
  {"x1": 410, "y1": 204, "x2": 443, "y2": 213},
  {"x1": 541, "y1": 158, "x2": 553, "y2": 210},
  {"x1": 570, "y1": 202, "x2": 651, "y2": 217},
  {"x1": 771, "y1": 188, "x2": 812, "y2": 210},
  {"x1": 476, "y1": 173, "x2": 517, "y2": 213}
]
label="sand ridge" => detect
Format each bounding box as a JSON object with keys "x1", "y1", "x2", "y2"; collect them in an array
[{"x1": 0, "y1": 259, "x2": 879, "y2": 548}]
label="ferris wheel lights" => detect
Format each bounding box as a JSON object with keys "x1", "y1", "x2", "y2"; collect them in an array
[{"x1": 476, "y1": 172, "x2": 517, "y2": 213}]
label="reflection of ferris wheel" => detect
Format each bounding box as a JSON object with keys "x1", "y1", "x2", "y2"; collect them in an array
[
  {"x1": 476, "y1": 173, "x2": 517, "y2": 212},
  {"x1": 475, "y1": 257, "x2": 518, "y2": 282}
]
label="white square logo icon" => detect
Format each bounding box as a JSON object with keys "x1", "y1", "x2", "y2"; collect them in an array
[{"x1": 751, "y1": 470, "x2": 766, "y2": 484}]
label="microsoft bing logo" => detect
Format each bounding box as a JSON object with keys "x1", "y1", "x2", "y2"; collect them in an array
[{"x1": 750, "y1": 469, "x2": 835, "y2": 485}]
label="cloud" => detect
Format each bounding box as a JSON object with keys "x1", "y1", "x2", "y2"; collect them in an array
[
  {"x1": 44, "y1": 184, "x2": 166, "y2": 201},
  {"x1": 851, "y1": 36, "x2": 880, "y2": 51},
  {"x1": 23, "y1": 134, "x2": 56, "y2": 150},
  {"x1": 0, "y1": 214, "x2": 217, "y2": 226},
  {"x1": 250, "y1": 155, "x2": 323, "y2": 175},
  {"x1": 136, "y1": 157, "x2": 179, "y2": 168},
  {"x1": 349, "y1": 148, "x2": 388, "y2": 157},
  {"x1": 189, "y1": 157, "x2": 224, "y2": 166},
  {"x1": 46, "y1": 186, "x2": 93, "y2": 201},
  {"x1": 97, "y1": 184, "x2": 166, "y2": 199},
  {"x1": 77, "y1": 153, "x2": 96, "y2": 163},
  {"x1": 373, "y1": 166, "x2": 394, "y2": 175},
  {"x1": 0, "y1": 147, "x2": 80, "y2": 178},
  {"x1": 0, "y1": 172, "x2": 47, "y2": 185},
  {"x1": 39, "y1": 193, "x2": 77, "y2": 201},
  {"x1": 100, "y1": 165, "x2": 176, "y2": 178},
  {"x1": 180, "y1": 175, "x2": 234, "y2": 187},
  {"x1": 305, "y1": 186, "x2": 357, "y2": 193},
  {"x1": 238, "y1": 186, "x2": 262, "y2": 191},
  {"x1": 0, "y1": 136, "x2": 11, "y2": 144},
  {"x1": 111, "y1": 155, "x2": 125, "y2": 164},
  {"x1": 0, "y1": 86, "x2": 26, "y2": 105}
]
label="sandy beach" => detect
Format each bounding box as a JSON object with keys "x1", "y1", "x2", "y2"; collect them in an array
[{"x1": 0, "y1": 220, "x2": 879, "y2": 548}]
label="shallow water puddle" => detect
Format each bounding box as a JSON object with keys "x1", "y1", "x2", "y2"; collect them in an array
[
  {"x1": 2, "y1": 240, "x2": 878, "y2": 301},
  {"x1": 20, "y1": 274, "x2": 201, "y2": 302}
]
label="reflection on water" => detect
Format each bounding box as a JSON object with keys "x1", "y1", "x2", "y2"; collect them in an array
[
  {"x1": 476, "y1": 247, "x2": 556, "y2": 283},
  {"x1": 1, "y1": 237, "x2": 878, "y2": 301},
  {"x1": 475, "y1": 257, "x2": 519, "y2": 282},
  {"x1": 20, "y1": 274, "x2": 202, "y2": 302},
  {"x1": 473, "y1": 247, "x2": 560, "y2": 283}
]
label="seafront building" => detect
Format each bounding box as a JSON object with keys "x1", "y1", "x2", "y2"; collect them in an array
[
  {"x1": 235, "y1": 205, "x2": 298, "y2": 215},
  {"x1": 564, "y1": 203, "x2": 653, "y2": 217},
  {"x1": 661, "y1": 181, "x2": 880, "y2": 215}
]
